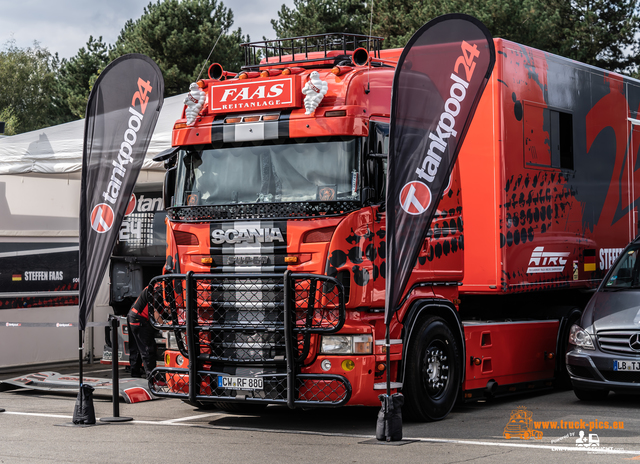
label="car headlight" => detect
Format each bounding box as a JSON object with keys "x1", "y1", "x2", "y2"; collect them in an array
[
  {"x1": 569, "y1": 324, "x2": 595, "y2": 350},
  {"x1": 320, "y1": 334, "x2": 373, "y2": 354}
]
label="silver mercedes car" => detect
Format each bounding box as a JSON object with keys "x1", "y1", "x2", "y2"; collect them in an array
[{"x1": 566, "y1": 238, "x2": 640, "y2": 400}]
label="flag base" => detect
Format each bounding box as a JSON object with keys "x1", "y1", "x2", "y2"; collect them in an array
[
  {"x1": 376, "y1": 393, "x2": 404, "y2": 442},
  {"x1": 100, "y1": 416, "x2": 133, "y2": 423},
  {"x1": 72, "y1": 384, "x2": 96, "y2": 425}
]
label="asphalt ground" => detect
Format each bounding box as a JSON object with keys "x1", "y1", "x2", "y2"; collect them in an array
[{"x1": 1, "y1": 362, "x2": 640, "y2": 463}]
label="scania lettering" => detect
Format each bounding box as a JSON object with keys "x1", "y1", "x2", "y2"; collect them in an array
[{"x1": 146, "y1": 32, "x2": 640, "y2": 421}]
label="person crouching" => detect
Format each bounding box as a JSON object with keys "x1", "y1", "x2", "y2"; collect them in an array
[{"x1": 127, "y1": 286, "x2": 157, "y2": 379}]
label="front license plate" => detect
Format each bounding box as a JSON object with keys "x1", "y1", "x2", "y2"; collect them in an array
[
  {"x1": 217, "y1": 376, "x2": 263, "y2": 390},
  {"x1": 614, "y1": 360, "x2": 640, "y2": 371}
]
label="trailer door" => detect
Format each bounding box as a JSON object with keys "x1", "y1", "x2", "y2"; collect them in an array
[{"x1": 629, "y1": 120, "x2": 640, "y2": 239}]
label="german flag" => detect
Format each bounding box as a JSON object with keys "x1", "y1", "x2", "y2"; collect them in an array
[
  {"x1": 584, "y1": 249, "x2": 596, "y2": 272},
  {"x1": 12, "y1": 274, "x2": 22, "y2": 281}
]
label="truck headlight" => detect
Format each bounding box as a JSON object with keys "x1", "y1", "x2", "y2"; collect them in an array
[
  {"x1": 569, "y1": 324, "x2": 595, "y2": 350},
  {"x1": 320, "y1": 334, "x2": 372, "y2": 354}
]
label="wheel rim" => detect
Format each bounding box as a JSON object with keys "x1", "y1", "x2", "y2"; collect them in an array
[{"x1": 421, "y1": 339, "x2": 450, "y2": 399}]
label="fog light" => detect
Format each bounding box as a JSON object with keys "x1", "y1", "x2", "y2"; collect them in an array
[
  {"x1": 321, "y1": 359, "x2": 332, "y2": 371},
  {"x1": 176, "y1": 354, "x2": 185, "y2": 366},
  {"x1": 341, "y1": 359, "x2": 355, "y2": 371}
]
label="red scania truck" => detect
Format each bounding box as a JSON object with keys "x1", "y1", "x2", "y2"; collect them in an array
[{"x1": 147, "y1": 33, "x2": 640, "y2": 421}]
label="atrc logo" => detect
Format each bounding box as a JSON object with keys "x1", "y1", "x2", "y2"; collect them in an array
[
  {"x1": 400, "y1": 181, "x2": 432, "y2": 216},
  {"x1": 91, "y1": 203, "x2": 115, "y2": 233}
]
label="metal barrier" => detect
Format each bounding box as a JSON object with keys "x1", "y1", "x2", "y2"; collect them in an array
[{"x1": 147, "y1": 270, "x2": 350, "y2": 408}]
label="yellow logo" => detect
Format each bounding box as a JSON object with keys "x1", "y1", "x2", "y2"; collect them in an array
[{"x1": 503, "y1": 408, "x2": 543, "y2": 440}]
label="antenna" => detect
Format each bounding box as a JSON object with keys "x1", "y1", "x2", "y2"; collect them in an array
[{"x1": 196, "y1": 28, "x2": 226, "y2": 81}]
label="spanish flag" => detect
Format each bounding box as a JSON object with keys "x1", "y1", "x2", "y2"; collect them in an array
[{"x1": 12, "y1": 274, "x2": 22, "y2": 281}]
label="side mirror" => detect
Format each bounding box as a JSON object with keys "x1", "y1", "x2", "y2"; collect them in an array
[
  {"x1": 163, "y1": 166, "x2": 177, "y2": 210},
  {"x1": 362, "y1": 187, "x2": 375, "y2": 204}
]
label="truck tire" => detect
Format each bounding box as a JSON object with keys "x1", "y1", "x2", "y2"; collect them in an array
[{"x1": 403, "y1": 316, "x2": 461, "y2": 421}]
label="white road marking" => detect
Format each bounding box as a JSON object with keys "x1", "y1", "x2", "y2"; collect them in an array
[
  {"x1": 2, "y1": 410, "x2": 639, "y2": 455},
  {"x1": 159, "y1": 413, "x2": 223, "y2": 423}
]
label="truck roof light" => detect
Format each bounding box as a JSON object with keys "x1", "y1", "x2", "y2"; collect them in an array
[
  {"x1": 260, "y1": 69, "x2": 282, "y2": 78},
  {"x1": 238, "y1": 71, "x2": 260, "y2": 79},
  {"x1": 174, "y1": 122, "x2": 188, "y2": 129},
  {"x1": 325, "y1": 110, "x2": 346, "y2": 117},
  {"x1": 331, "y1": 66, "x2": 353, "y2": 76},
  {"x1": 225, "y1": 117, "x2": 242, "y2": 123},
  {"x1": 243, "y1": 116, "x2": 261, "y2": 122},
  {"x1": 196, "y1": 79, "x2": 207, "y2": 89},
  {"x1": 282, "y1": 67, "x2": 304, "y2": 75},
  {"x1": 262, "y1": 114, "x2": 279, "y2": 121}
]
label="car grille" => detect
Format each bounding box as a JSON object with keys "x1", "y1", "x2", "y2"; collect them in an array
[
  {"x1": 600, "y1": 371, "x2": 640, "y2": 383},
  {"x1": 597, "y1": 330, "x2": 640, "y2": 355}
]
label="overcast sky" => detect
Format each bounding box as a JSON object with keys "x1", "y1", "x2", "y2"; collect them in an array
[{"x1": 0, "y1": 0, "x2": 295, "y2": 60}]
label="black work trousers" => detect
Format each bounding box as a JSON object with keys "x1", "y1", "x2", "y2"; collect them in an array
[{"x1": 127, "y1": 313, "x2": 157, "y2": 378}]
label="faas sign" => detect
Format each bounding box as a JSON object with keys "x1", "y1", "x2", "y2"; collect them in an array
[{"x1": 210, "y1": 76, "x2": 302, "y2": 113}]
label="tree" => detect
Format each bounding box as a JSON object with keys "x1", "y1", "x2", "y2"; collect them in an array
[
  {"x1": 271, "y1": 0, "x2": 640, "y2": 75},
  {"x1": 0, "y1": 107, "x2": 20, "y2": 136},
  {"x1": 58, "y1": 36, "x2": 110, "y2": 119},
  {"x1": 371, "y1": 0, "x2": 640, "y2": 75},
  {"x1": 110, "y1": 0, "x2": 247, "y2": 96},
  {"x1": 271, "y1": 0, "x2": 370, "y2": 38},
  {"x1": 0, "y1": 40, "x2": 73, "y2": 134}
]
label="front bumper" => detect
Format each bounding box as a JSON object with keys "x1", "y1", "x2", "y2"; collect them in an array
[
  {"x1": 566, "y1": 348, "x2": 640, "y2": 392},
  {"x1": 147, "y1": 270, "x2": 352, "y2": 407}
]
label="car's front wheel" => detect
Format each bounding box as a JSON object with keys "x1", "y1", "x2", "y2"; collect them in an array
[{"x1": 573, "y1": 388, "x2": 609, "y2": 401}]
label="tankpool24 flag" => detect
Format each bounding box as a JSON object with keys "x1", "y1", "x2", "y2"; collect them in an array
[
  {"x1": 79, "y1": 54, "x2": 164, "y2": 330},
  {"x1": 385, "y1": 14, "x2": 495, "y2": 324}
]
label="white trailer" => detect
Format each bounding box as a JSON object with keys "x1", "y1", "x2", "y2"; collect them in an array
[{"x1": 0, "y1": 94, "x2": 185, "y2": 368}]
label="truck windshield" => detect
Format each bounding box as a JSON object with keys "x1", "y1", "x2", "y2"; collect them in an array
[{"x1": 173, "y1": 138, "x2": 360, "y2": 206}]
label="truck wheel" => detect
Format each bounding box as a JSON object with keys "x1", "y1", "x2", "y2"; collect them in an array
[
  {"x1": 573, "y1": 388, "x2": 609, "y2": 401},
  {"x1": 403, "y1": 316, "x2": 461, "y2": 421}
]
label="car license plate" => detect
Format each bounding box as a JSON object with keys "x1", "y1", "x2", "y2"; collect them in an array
[
  {"x1": 613, "y1": 360, "x2": 640, "y2": 371},
  {"x1": 217, "y1": 376, "x2": 263, "y2": 390}
]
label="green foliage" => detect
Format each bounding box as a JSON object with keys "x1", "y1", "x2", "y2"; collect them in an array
[
  {"x1": 370, "y1": 0, "x2": 640, "y2": 75},
  {"x1": 110, "y1": 0, "x2": 246, "y2": 96},
  {"x1": 58, "y1": 36, "x2": 110, "y2": 119},
  {"x1": 271, "y1": 0, "x2": 640, "y2": 75},
  {"x1": 272, "y1": 0, "x2": 370, "y2": 38},
  {"x1": 0, "y1": 40, "x2": 73, "y2": 134},
  {"x1": 0, "y1": 106, "x2": 20, "y2": 135}
]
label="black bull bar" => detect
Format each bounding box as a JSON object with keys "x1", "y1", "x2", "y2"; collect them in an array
[{"x1": 146, "y1": 271, "x2": 351, "y2": 408}]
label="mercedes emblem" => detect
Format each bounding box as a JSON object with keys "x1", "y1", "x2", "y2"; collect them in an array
[{"x1": 629, "y1": 333, "x2": 640, "y2": 351}]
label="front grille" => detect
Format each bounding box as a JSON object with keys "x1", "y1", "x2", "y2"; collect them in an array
[
  {"x1": 167, "y1": 201, "x2": 360, "y2": 222},
  {"x1": 597, "y1": 330, "x2": 640, "y2": 355},
  {"x1": 600, "y1": 371, "x2": 640, "y2": 383}
]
